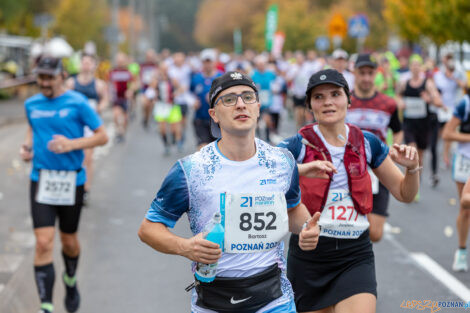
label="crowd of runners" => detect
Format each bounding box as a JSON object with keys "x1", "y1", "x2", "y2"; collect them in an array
[{"x1": 20, "y1": 45, "x2": 470, "y2": 313}]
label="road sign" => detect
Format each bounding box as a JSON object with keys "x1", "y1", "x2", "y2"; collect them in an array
[
  {"x1": 315, "y1": 36, "x2": 330, "y2": 51},
  {"x1": 348, "y1": 14, "x2": 369, "y2": 38},
  {"x1": 328, "y1": 13, "x2": 347, "y2": 39},
  {"x1": 104, "y1": 26, "x2": 122, "y2": 44},
  {"x1": 34, "y1": 14, "x2": 54, "y2": 27}
]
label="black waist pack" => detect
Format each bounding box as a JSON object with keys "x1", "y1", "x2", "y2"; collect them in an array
[{"x1": 195, "y1": 263, "x2": 283, "y2": 313}]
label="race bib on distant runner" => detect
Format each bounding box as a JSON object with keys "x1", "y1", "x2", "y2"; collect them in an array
[
  {"x1": 258, "y1": 90, "x2": 271, "y2": 107},
  {"x1": 368, "y1": 167, "x2": 379, "y2": 195},
  {"x1": 224, "y1": 192, "x2": 288, "y2": 253},
  {"x1": 437, "y1": 107, "x2": 452, "y2": 123},
  {"x1": 36, "y1": 170, "x2": 76, "y2": 205},
  {"x1": 153, "y1": 102, "x2": 172, "y2": 119},
  {"x1": 404, "y1": 97, "x2": 427, "y2": 119},
  {"x1": 453, "y1": 153, "x2": 470, "y2": 183},
  {"x1": 142, "y1": 69, "x2": 155, "y2": 85},
  {"x1": 318, "y1": 189, "x2": 369, "y2": 239}
]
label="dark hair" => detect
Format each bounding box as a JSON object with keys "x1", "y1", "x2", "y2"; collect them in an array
[{"x1": 81, "y1": 53, "x2": 98, "y2": 62}]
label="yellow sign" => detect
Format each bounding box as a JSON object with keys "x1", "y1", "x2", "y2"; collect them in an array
[{"x1": 328, "y1": 13, "x2": 347, "y2": 39}]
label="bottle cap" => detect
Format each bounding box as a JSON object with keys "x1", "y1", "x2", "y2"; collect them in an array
[{"x1": 213, "y1": 212, "x2": 221, "y2": 223}]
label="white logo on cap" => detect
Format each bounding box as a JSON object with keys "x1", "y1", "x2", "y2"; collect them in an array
[
  {"x1": 320, "y1": 75, "x2": 326, "y2": 80},
  {"x1": 230, "y1": 72, "x2": 243, "y2": 80}
]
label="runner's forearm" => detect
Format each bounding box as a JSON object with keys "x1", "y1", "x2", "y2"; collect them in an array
[
  {"x1": 442, "y1": 132, "x2": 470, "y2": 143},
  {"x1": 24, "y1": 126, "x2": 33, "y2": 147},
  {"x1": 399, "y1": 167, "x2": 420, "y2": 203},
  {"x1": 138, "y1": 219, "x2": 189, "y2": 256},
  {"x1": 71, "y1": 126, "x2": 108, "y2": 150}
]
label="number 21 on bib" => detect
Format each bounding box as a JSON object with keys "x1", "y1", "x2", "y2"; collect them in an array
[{"x1": 224, "y1": 192, "x2": 288, "y2": 253}]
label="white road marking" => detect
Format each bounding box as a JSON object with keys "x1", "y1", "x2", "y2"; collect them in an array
[
  {"x1": 411, "y1": 252, "x2": 470, "y2": 302},
  {"x1": 384, "y1": 222, "x2": 401, "y2": 234},
  {"x1": 0, "y1": 254, "x2": 23, "y2": 273},
  {"x1": 444, "y1": 226, "x2": 454, "y2": 238},
  {"x1": 0, "y1": 192, "x2": 3, "y2": 200},
  {"x1": 385, "y1": 222, "x2": 470, "y2": 301}
]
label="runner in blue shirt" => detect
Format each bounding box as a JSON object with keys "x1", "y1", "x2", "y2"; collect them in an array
[
  {"x1": 20, "y1": 56, "x2": 108, "y2": 313},
  {"x1": 251, "y1": 55, "x2": 277, "y2": 143},
  {"x1": 190, "y1": 49, "x2": 223, "y2": 149}
]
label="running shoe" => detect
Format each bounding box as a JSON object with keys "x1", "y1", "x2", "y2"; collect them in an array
[
  {"x1": 38, "y1": 302, "x2": 53, "y2": 313},
  {"x1": 452, "y1": 249, "x2": 468, "y2": 272},
  {"x1": 431, "y1": 175, "x2": 439, "y2": 188},
  {"x1": 63, "y1": 273, "x2": 80, "y2": 312},
  {"x1": 114, "y1": 134, "x2": 125, "y2": 144},
  {"x1": 413, "y1": 191, "x2": 420, "y2": 203},
  {"x1": 177, "y1": 141, "x2": 184, "y2": 153},
  {"x1": 164, "y1": 146, "x2": 171, "y2": 156},
  {"x1": 83, "y1": 191, "x2": 89, "y2": 207}
]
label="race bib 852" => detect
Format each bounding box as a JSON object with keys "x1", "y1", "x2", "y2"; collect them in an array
[{"x1": 224, "y1": 192, "x2": 288, "y2": 253}]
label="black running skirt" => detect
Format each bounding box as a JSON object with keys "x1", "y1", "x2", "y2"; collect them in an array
[{"x1": 287, "y1": 230, "x2": 377, "y2": 312}]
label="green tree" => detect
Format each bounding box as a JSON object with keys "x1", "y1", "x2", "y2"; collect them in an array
[
  {"x1": 194, "y1": 0, "x2": 391, "y2": 53},
  {"x1": 52, "y1": 0, "x2": 108, "y2": 52},
  {"x1": 384, "y1": 0, "x2": 470, "y2": 45},
  {"x1": 194, "y1": 0, "x2": 266, "y2": 51}
]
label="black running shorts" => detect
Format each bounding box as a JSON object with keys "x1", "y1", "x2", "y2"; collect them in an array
[
  {"x1": 372, "y1": 182, "x2": 390, "y2": 217},
  {"x1": 30, "y1": 181, "x2": 84, "y2": 234},
  {"x1": 193, "y1": 119, "x2": 216, "y2": 145},
  {"x1": 287, "y1": 231, "x2": 377, "y2": 312},
  {"x1": 403, "y1": 118, "x2": 429, "y2": 150}
]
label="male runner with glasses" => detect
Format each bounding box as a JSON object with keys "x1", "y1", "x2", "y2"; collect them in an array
[{"x1": 139, "y1": 71, "x2": 320, "y2": 312}]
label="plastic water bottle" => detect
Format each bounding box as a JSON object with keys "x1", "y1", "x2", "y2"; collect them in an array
[{"x1": 194, "y1": 212, "x2": 224, "y2": 283}]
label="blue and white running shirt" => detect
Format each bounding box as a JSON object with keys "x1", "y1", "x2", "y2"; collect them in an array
[{"x1": 145, "y1": 138, "x2": 301, "y2": 312}]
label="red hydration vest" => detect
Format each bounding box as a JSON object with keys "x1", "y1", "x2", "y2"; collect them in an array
[{"x1": 299, "y1": 123, "x2": 373, "y2": 215}]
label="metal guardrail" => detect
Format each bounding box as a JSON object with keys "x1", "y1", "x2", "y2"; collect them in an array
[{"x1": 0, "y1": 75, "x2": 36, "y2": 90}]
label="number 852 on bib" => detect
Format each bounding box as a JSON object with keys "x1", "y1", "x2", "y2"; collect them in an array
[{"x1": 224, "y1": 192, "x2": 289, "y2": 253}]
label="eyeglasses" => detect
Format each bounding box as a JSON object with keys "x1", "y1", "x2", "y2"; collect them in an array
[{"x1": 214, "y1": 91, "x2": 258, "y2": 107}]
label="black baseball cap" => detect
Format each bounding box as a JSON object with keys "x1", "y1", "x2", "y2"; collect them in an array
[
  {"x1": 208, "y1": 71, "x2": 258, "y2": 138},
  {"x1": 305, "y1": 69, "x2": 350, "y2": 105},
  {"x1": 354, "y1": 53, "x2": 377, "y2": 68},
  {"x1": 34, "y1": 56, "x2": 63, "y2": 76}
]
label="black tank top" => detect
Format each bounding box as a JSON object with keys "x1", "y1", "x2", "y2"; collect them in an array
[
  {"x1": 74, "y1": 77, "x2": 99, "y2": 101},
  {"x1": 403, "y1": 78, "x2": 427, "y2": 98},
  {"x1": 403, "y1": 78, "x2": 429, "y2": 119}
]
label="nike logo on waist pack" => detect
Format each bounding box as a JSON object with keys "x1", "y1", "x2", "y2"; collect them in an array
[{"x1": 230, "y1": 296, "x2": 252, "y2": 304}]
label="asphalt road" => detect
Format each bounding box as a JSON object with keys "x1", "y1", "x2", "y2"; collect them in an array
[{"x1": 0, "y1": 100, "x2": 469, "y2": 313}]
